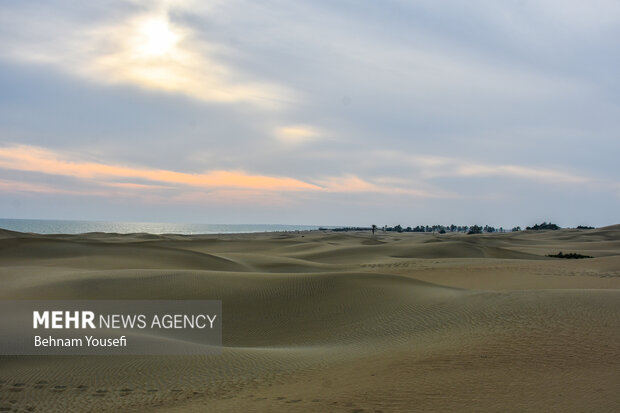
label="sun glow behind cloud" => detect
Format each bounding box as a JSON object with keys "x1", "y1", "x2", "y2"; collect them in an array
[
  {"x1": 0, "y1": 4, "x2": 293, "y2": 108},
  {"x1": 133, "y1": 16, "x2": 181, "y2": 58},
  {"x1": 87, "y1": 12, "x2": 293, "y2": 106}
]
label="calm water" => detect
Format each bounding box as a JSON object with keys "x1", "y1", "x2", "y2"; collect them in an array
[{"x1": 0, "y1": 219, "x2": 325, "y2": 235}]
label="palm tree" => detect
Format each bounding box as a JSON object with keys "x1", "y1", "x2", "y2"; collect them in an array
[{"x1": 371, "y1": 224, "x2": 377, "y2": 234}]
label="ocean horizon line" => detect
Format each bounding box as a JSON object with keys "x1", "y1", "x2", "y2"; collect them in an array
[{"x1": 0, "y1": 218, "x2": 334, "y2": 235}]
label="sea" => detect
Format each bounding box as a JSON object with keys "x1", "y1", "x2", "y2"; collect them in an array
[{"x1": 0, "y1": 219, "x2": 326, "y2": 235}]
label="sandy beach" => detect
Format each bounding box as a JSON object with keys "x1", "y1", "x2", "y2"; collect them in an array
[{"x1": 0, "y1": 226, "x2": 619, "y2": 412}]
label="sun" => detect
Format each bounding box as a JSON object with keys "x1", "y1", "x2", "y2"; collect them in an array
[{"x1": 134, "y1": 17, "x2": 180, "y2": 57}]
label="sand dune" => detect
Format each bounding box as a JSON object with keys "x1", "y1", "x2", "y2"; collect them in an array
[{"x1": 1, "y1": 227, "x2": 619, "y2": 412}]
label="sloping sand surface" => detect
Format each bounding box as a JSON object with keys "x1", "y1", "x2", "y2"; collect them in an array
[{"x1": 1, "y1": 227, "x2": 619, "y2": 412}]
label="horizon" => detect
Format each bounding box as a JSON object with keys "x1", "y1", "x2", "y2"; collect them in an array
[
  {"x1": 1, "y1": 1, "x2": 619, "y2": 226},
  {"x1": 0, "y1": 217, "x2": 610, "y2": 232}
]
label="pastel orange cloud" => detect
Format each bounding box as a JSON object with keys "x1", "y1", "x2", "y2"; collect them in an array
[
  {"x1": 0, "y1": 145, "x2": 459, "y2": 199},
  {"x1": 0, "y1": 145, "x2": 320, "y2": 191}
]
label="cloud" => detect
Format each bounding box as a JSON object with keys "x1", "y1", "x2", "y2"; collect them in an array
[
  {"x1": 275, "y1": 125, "x2": 321, "y2": 144},
  {"x1": 370, "y1": 152, "x2": 594, "y2": 185},
  {"x1": 0, "y1": 2, "x2": 294, "y2": 108},
  {"x1": 454, "y1": 164, "x2": 590, "y2": 184},
  {"x1": 90, "y1": 11, "x2": 294, "y2": 107},
  {"x1": 0, "y1": 144, "x2": 601, "y2": 200},
  {"x1": 316, "y1": 174, "x2": 454, "y2": 198},
  {"x1": 0, "y1": 178, "x2": 97, "y2": 196},
  {"x1": 0, "y1": 144, "x2": 320, "y2": 191},
  {"x1": 169, "y1": 188, "x2": 294, "y2": 207},
  {"x1": 101, "y1": 182, "x2": 173, "y2": 190},
  {"x1": 0, "y1": 144, "x2": 457, "y2": 199}
]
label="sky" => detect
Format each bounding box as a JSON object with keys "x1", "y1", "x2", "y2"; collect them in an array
[{"x1": 1, "y1": 0, "x2": 619, "y2": 227}]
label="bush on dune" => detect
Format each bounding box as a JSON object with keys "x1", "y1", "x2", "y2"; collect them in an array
[{"x1": 547, "y1": 251, "x2": 593, "y2": 259}]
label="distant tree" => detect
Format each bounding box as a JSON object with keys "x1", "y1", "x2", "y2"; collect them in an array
[
  {"x1": 439, "y1": 228, "x2": 446, "y2": 234},
  {"x1": 526, "y1": 222, "x2": 560, "y2": 230},
  {"x1": 371, "y1": 224, "x2": 377, "y2": 234},
  {"x1": 512, "y1": 226, "x2": 521, "y2": 232},
  {"x1": 468, "y1": 225, "x2": 483, "y2": 235},
  {"x1": 394, "y1": 224, "x2": 403, "y2": 233},
  {"x1": 576, "y1": 225, "x2": 595, "y2": 230}
]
